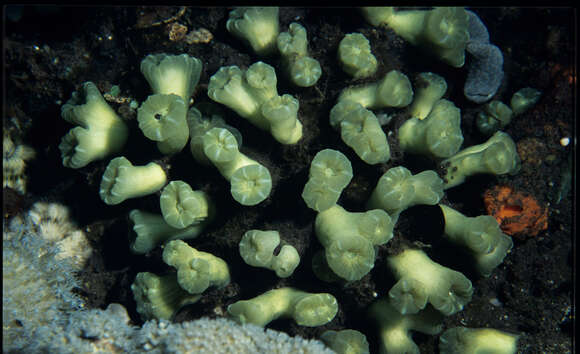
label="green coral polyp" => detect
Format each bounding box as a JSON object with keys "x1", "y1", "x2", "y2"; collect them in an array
[
  {"x1": 277, "y1": 22, "x2": 322, "y2": 87},
  {"x1": 369, "y1": 298, "x2": 444, "y2": 354},
  {"x1": 208, "y1": 66, "x2": 264, "y2": 124},
  {"x1": 338, "y1": 70, "x2": 414, "y2": 109},
  {"x1": 208, "y1": 62, "x2": 303, "y2": 144},
  {"x1": 227, "y1": 287, "x2": 338, "y2": 327},
  {"x1": 409, "y1": 72, "x2": 448, "y2": 119},
  {"x1": 261, "y1": 94, "x2": 303, "y2": 144},
  {"x1": 398, "y1": 99, "x2": 464, "y2": 158},
  {"x1": 361, "y1": 7, "x2": 469, "y2": 67},
  {"x1": 476, "y1": 100, "x2": 513, "y2": 136},
  {"x1": 129, "y1": 210, "x2": 208, "y2": 254},
  {"x1": 441, "y1": 131, "x2": 520, "y2": 189},
  {"x1": 162, "y1": 240, "x2": 230, "y2": 295},
  {"x1": 230, "y1": 164, "x2": 273, "y2": 206},
  {"x1": 302, "y1": 149, "x2": 353, "y2": 212},
  {"x1": 320, "y1": 329, "x2": 370, "y2": 354},
  {"x1": 59, "y1": 82, "x2": 129, "y2": 168},
  {"x1": 131, "y1": 272, "x2": 201, "y2": 321},
  {"x1": 201, "y1": 127, "x2": 272, "y2": 206},
  {"x1": 338, "y1": 32, "x2": 378, "y2": 79},
  {"x1": 239, "y1": 229, "x2": 300, "y2": 278},
  {"x1": 367, "y1": 166, "x2": 444, "y2": 221},
  {"x1": 315, "y1": 204, "x2": 394, "y2": 281},
  {"x1": 387, "y1": 248, "x2": 473, "y2": 316},
  {"x1": 186, "y1": 106, "x2": 242, "y2": 165},
  {"x1": 424, "y1": 7, "x2": 469, "y2": 67},
  {"x1": 140, "y1": 53, "x2": 202, "y2": 102},
  {"x1": 510, "y1": 87, "x2": 541, "y2": 115},
  {"x1": 160, "y1": 181, "x2": 212, "y2": 229},
  {"x1": 137, "y1": 93, "x2": 189, "y2": 154},
  {"x1": 227, "y1": 7, "x2": 280, "y2": 56},
  {"x1": 99, "y1": 156, "x2": 167, "y2": 205},
  {"x1": 329, "y1": 101, "x2": 391, "y2": 165},
  {"x1": 439, "y1": 327, "x2": 520, "y2": 354},
  {"x1": 439, "y1": 204, "x2": 513, "y2": 277}
]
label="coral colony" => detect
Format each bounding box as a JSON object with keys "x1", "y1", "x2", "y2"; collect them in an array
[{"x1": 7, "y1": 7, "x2": 547, "y2": 353}]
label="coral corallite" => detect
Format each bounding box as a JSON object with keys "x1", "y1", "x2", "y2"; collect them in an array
[{"x1": 483, "y1": 185, "x2": 548, "y2": 239}]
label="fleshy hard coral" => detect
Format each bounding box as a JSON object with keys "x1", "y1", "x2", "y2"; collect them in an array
[
  {"x1": 227, "y1": 287, "x2": 338, "y2": 327},
  {"x1": 277, "y1": 22, "x2": 322, "y2": 87},
  {"x1": 483, "y1": 185, "x2": 548, "y2": 239},
  {"x1": 361, "y1": 7, "x2": 470, "y2": 67},
  {"x1": 439, "y1": 326, "x2": 519, "y2": 354},
  {"x1": 59, "y1": 82, "x2": 129, "y2": 168},
  {"x1": 398, "y1": 98, "x2": 464, "y2": 159},
  {"x1": 226, "y1": 7, "x2": 280, "y2": 56},
  {"x1": 387, "y1": 248, "x2": 473, "y2": 316},
  {"x1": 208, "y1": 61, "x2": 303, "y2": 144},
  {"x1": 441, "y1": 131, "x2": 520, "y2": 189}
]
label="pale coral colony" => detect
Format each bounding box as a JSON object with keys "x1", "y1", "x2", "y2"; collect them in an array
[{"x1": 12, "y1": 6, "x2": 535, "y2": 354}]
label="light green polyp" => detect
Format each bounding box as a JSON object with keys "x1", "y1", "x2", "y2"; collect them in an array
[
  {"x1": 99, "y1": 156, "x2": 167, "y2": 205},
  {"x1": 302, "y1": 149, "x2": 353, "y2": 212},
  {"x1": 360, "y1": 7, "x2": 396, "y2": 27},
  {"x1": 227, "y1": 287, "x2": 338, "y2": 327},
  {"x1": 302, "y1": 178, "x2": 342, "y2": 213},
  {"x1": 398, "y1": 99, "x2": 464, "y2": 159},
  {"x1": 409, "y1": 72, "x2": 448, "y2": 119},
  {"x1": 129, "y1": 210, "x2": 208, "y2": 254},
  {"x1": 289, "y1": 56, "x2": 322, "y2": 87},
  {"x1": 240, "y1": 230, "x2": 279, "y2": 267},
  {"x1": 338, "y1": 32, "x2": 378, "y2": 79},
  {"x1": 424, "y1": 7, "x2": 469, "y2": 67},
  {"x1": 338, "y1": 70, "x2": 413, "y2": 109},
  {"x1": 510, "y1": 87, "x2": 541, "y2": 115},
  {"x1": 369, "y1": 298, "x2": 444, "y2": 354},
  {"x1": 230, "y1": 164, "x2": 273, "y2": 206},
  {"x1": 367, "y1": 166, "x2": 444, "y2": 222},
  {"x1": 59, "y1": 81, "x2": 129, "y2": 168},
  {"x1": 441, "y1": 131, "x2": 521, "y2": 189},
  {"x1": 316, "y1": 205, "x2": 394, "y2": 247},
  {"x1": 439, "y1": 327, "x2": 519, "y2": 354},
  {"x1": 186, "y1": 106, "x2": 242, "y2": 165},
  {"x1": 244, "y1": 61, "x2": 279, "y2": 105},
  {"x1": 387, "y1": 248, "x2": 473, "y2": 316},
  {"x1": 162, "y1": 240, "x2": 230, "y2": 295},
  {"x1": 277, "y1": 22, "x2": 321, "y2": 87},
  {"x1": 137, "y1": 93, "x2": 189, "y2": 154},
  {"x1": 208, "y1": 62, "x2": 304, "y2": 144},
  {"x1": 140, "y1": 53, "x2": 202, "y2": 102},
  {"x1": 226, "y1": 7, "x2": 280, "y2": 56},
  {"x1": 315, "y1": 204, "x2": 393, "y2": 281},
  {"x1": 476, "y1": 100, "x2": 513, "y2": 136},
  {"x1": 439, "y1": 204, "x2": 513, "y2": 277},
  {"x1": 208, "y1": 65, "x2": 263, "y2": 125},
  {"x1": 202, "y1": 127, "x2": 272, "y2": 206},
  {"x1": 131, "y1": 272, "x2": 201, "y2": 321},
  {"x1": 320, "y1": 329, "x2": 370, "y2": 354},
  {"x1": 361, "y1": 7, "x2": 469, "y2": 67},
  {"x1": 160, "y1": 181, "x2": 212, "y2": 229},
  {"x1": 261, "y1": 94, "x2": 303, "y2": 144},
  {"x1": 309, "y1": 149, "x2": 353, "y2": 189},
  {"x1": 329, "y1": 101, "x2": 390, "y2": 165},
  {"x1": 239, "y1": 230, "x2": 300, "y2": 278},
  {"x1": 271, "y1": 245, "x2": 301, "y2": 278}
]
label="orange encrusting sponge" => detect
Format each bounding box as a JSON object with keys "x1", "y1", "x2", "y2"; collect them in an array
[{"x1": 483, "y1": 186, "x2": 548, "y2": 238}]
